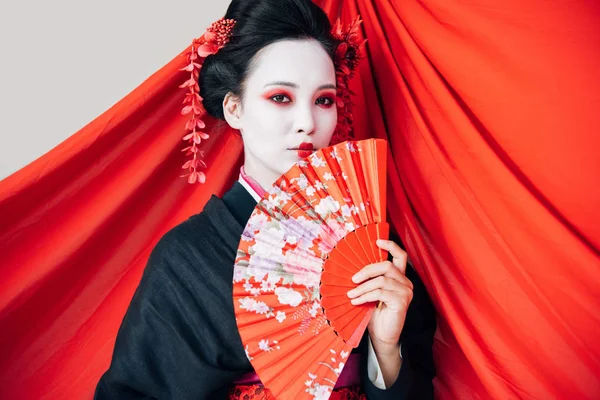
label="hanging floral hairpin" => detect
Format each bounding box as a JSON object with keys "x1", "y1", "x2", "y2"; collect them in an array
[{"x1": 180, "y1": 18, "x2": 236, "y2": 184}]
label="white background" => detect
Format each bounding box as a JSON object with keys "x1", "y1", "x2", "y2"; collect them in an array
[{"x1": 0, "y1": 0, "x2": 229, "y2": 180}]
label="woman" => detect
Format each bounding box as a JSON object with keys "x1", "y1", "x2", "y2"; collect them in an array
[{"x1": 94, "y1": 0, "x2": 436, "y2": 399}]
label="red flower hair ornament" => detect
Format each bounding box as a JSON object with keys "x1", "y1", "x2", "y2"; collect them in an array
[{"x1": 180, "y1": 17, "x2": 365, "y2": 184}]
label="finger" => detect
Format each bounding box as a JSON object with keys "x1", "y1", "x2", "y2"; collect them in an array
[
  {"x1": 347, "y1": 275, "x2": 409, "y2": 299},
  {"x1": 352, "y1": 260, "x2": 404, "y2": 284},
  {"x1": 350, "y1": 287, "x2": 413, "y2": 309},
  {"x1": 376, "y1": 239, "x2": 408, "y2": 274}
]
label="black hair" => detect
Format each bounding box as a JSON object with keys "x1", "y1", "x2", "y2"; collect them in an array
[{"x1": 199, "y1": 0, "x2": 336, "y2": 120}]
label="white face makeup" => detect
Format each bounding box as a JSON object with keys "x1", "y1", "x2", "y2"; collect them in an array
[{"x1": 223, "y1": 39, "x2": 337, "y2": 190}]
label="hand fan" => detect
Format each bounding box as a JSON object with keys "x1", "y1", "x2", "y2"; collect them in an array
[{"x1": 233, "y1": 138, "x2": 389, "y2": 400}]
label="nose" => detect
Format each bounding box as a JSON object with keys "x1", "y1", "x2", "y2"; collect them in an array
[{"x1": 293, "y1": 103, "x2": 316, "y2": 135}]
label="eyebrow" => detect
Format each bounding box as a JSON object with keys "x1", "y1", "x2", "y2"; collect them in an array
[{"x1": 264, "y1": 81, "x2": 336, "y2": 90}]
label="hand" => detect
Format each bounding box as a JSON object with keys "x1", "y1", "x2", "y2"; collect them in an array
[{"x1": 347, "y1": 239, "x2": 413, "y2": 356}]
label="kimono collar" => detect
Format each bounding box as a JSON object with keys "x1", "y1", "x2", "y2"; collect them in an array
[{"x1": 237, "y1": 166, "x2": 266, "y2": 202}]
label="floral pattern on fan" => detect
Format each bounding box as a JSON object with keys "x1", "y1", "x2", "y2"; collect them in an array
[{"x1": 233, "y1": 139, "x2": 388, "y2": 400}]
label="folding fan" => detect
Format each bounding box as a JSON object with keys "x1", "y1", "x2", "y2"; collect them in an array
[{"x1": 233, "y1": 138, "x2": 389, "y2": 400}]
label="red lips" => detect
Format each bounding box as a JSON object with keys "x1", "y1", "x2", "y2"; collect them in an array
[
  {"x1": 294, "y1": 142, "x2": 315, "y2": 158},
  {"x1": 298, "y1": 142, "x2": 314, "y2": 151}
]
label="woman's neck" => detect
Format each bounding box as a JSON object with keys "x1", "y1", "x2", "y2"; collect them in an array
[{"x1": 242, "y1": 157, "x2": 278, "y2": 192}]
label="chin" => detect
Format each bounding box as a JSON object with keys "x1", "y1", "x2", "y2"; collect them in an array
[{"x1": 277, "y1": 159, "x2": 297, "y2": 174}]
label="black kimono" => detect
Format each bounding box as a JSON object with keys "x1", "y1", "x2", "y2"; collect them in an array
[{"x1": 94, "y1": 182, "x2": 436, "y2": 399}]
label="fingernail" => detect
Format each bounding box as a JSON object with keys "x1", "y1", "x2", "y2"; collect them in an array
[
  {"x1": 352, "y1": 274, "x2": 361, "y2": 283},
  {"x1": 347, "y1": 289, "x2": 355, "y2": 298},
  {"x1": 350, "y1": 298, "x2": 358, "y2": 305}
]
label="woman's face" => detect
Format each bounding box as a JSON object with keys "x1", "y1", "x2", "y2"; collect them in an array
[{"x1": 224, "y1": 39, "x2": 337, "y2": 189}]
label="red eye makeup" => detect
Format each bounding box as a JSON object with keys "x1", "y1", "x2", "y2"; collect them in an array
[{"x1": 263, "y1": 89, "x2": 294, "y2": 105}]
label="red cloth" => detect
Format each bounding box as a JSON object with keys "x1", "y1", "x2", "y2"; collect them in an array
[{"x1": 0, "y1": 1, "x2": 599, "y2": 399}]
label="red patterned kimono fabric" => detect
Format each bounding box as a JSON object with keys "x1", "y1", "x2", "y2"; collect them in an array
[{"x1": 228, "y1": 384, "x2": 365, "y2": 400}]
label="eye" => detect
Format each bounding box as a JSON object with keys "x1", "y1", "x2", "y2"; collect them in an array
[
  {"x1": 316, "y1": 96, "x2": 335, "y2": 107},
  {"x1": 271, "y1": 94, "x2": 291, "y2": 103}
]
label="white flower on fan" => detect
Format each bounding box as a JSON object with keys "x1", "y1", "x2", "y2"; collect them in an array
[
  {"x1": 243, "y1": 280, "x2": 253, "y2": 293},
  {"x1": 233, "y1": 267, "x2": 245, "y2": 282},
  {"x1": 274, "y1": 287, "x2": 303, "y2": 307},
  {"x1": 263, "y1": 196, "x2": 278, "y2": 211},
  {"x1": 270, "y1": 186, "x2": 292, "y2": 207},
  {"x1": 261, "y1": 279, "x2": 277, "y2": 292},
  {"x1": 309, "y1": 301, "x2": 321, "y2": 318},
  {"x1": 251, "y1": 226, "x2": 285, "y2": 261},
  {"x1": 346, "y1": 142, "x2": 357, "y2": 152},
  {"x1": 276, "y1": 190, "x2": 292, "y2": 204},
  {"x1": 276, "y1": 311, "x2": 286, "y2": 323},
  {"x1": 285, "y1": 235, "x2": 298, "y2": 245},
  {"x1": 297, "y1": 159, "x2": 308, "y2": 168},
  {"x1": 239, "y1": 298, "x2": 270, "y2": 315},
  {"x1": 323, "y1": 172, "x2": 335, "y2": 181},
  {"x1": 340, "y1": 350, "x2": 350, "y2": 359},
  {"x1": 249, "y1": 212, "x2": 269, "y2": 230},
  {"x1": 245, "y1": 345, "x2": 253, "y2": 361},
  {"x1": 258, "y1": 339, "x2": 273, "y2": 352},
  {"x1": 329, "y1": 147, "x2": 342, "y2": 161},
  {"x1": 345, "y1": 222, "x2": 355, "y2": 232},
  {"x1": 239, "y1": 297, "x2": 255, "y2": 311},
  {"x1": 314, "y1": 196, "x2": 340, "y2": 217},
  {"x1": 253, "y1": 301, "x2": 270, "y2": 314},
  {"x1": 341, "y1": 204, "x2": 353, "y2": 217},
  {"x1": 305, "y1": 186, "x2": 316, "y2": 197},
  {"x1": 313, "y1": 385, "x2": 331, "y2": 400},
  {"x1": 266, "y1": 273, "x2": 282, "y2": 285},
  {"x1": 334, "y1": 362, "x2": 345, "y2": 376},
  {"x1": 342, "y1": 172, "x2": 349, "y2": 180},
  {"x1": 314, "y1": 181, "x2": 327, "y2": 191},
  {"x1": 293, "y1": 174, "x2": 309, "y2": 189},
  {"x1": 310, "y1": 154, "x2": 327, "y2": 168}
]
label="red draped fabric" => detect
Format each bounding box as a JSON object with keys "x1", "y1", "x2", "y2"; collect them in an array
[{"x1": 1, "y1": 1, "x2": 599, "y2": 399}]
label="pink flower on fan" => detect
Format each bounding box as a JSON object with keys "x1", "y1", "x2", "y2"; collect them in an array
[
  {"x1": 324, "y1": 218, "x2": 348, "y2": 242},
  {"x1": 281, "y1": 215, "x2": 322, "y2": 243},
  {"x1": 282, "y1": 251, "x2": 323, "y2": 288}
]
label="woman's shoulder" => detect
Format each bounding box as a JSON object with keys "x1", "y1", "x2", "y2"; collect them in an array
[
  {"x1": 123, "y1": 200, "x2": 234, "y2": 322},
  {"x1": 141, "y1": 194, "x2": 239, "y2": 289}
]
